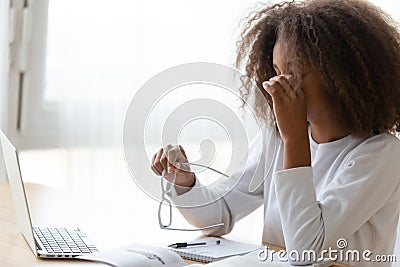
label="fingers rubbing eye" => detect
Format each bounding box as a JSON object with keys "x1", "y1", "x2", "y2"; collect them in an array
[
  {"x1": 276, "y1": 76, "x2": 291, "y2": 88},
  {"x1": 268, "y1": 75, "x2": 288, "y2": 85},
  {"x1": 262, "y1": 81, "x2": 272, "y2": 88}
]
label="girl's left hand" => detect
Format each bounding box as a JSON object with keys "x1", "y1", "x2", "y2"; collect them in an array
[{"x1": 262, "y1": 75, "x2": 308, "y2": 143}]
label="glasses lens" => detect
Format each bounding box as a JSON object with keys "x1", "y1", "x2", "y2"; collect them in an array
[{"x1": 158, "y1": 199, "x2": 172, "y2": 228}]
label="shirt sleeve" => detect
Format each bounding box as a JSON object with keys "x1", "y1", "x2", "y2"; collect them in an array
[
  {"x1": 273, "y1": 135, "x2": 400, "y2": 265},
  {"x1": 167, "y1": 128, "x2": 276, "y2": 236}
]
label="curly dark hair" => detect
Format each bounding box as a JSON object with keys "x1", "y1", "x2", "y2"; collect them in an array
[{"x1": 235, "y1": 0, "x2": 400, "y2": 136}]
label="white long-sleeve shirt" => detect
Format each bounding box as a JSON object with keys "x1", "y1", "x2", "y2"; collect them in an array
[{"x1": 169, "y1": 128, "x2": 400, "y2": 266}]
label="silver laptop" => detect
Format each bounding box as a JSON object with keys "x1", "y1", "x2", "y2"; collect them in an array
[{"x1": 0, "y1": 130, "x2": 99, "y2": 258}]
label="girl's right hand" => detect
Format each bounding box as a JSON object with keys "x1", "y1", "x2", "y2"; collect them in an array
[{"x1": 151, "y1": 145, "x2": 195, "y2": 188}]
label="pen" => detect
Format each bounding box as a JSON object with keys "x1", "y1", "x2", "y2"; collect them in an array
[{"x1": 168, "y1": 240, "x2": 221, "y2": 248}]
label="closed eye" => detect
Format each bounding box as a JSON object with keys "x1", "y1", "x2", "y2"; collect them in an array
[{"x1": 272, "y1": 63, "x2": 281, "y2": 75}]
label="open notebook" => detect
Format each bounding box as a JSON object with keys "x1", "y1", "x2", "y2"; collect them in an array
[
  {"x1": 168, "y1": 237, "x2": 262, "y2": 263},
  {"x1": 77, "y1": 238, "x2": 321, "y2": 267},
  {"x1": 77, "y1": 238, "x2": 262, "y2": 266}
]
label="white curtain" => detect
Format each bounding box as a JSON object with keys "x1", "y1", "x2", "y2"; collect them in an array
[{"x1": 0, "y1": 0, "x2": 10, "y2": 182}]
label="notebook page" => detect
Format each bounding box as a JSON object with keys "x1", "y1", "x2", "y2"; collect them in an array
[
  {"x1": 78, "y1": 243, "x2": 185, "y2": 267},
  {"x1": 170, "y1": 237, "x2": 262, "y2": 260},
  {"x1": 197, "y1": 255, "x2": 287, "y2": 266}
]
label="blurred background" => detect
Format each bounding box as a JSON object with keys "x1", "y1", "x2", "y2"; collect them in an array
[
  {"x1": 0, "y1": 0, "x2": 399, "y2": 258},
  {"x1": 0, "y1": 0, "x2": 269, "y2": 195}
]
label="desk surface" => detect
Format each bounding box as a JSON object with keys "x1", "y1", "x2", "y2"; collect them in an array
[
  {"x1": 0, "y1": 182, "x2": 206, "y2": 266},
  {"x1": 0, "y1": 182, "x2": 348, "y2": 267}
]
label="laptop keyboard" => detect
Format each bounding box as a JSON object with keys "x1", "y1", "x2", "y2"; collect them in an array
[{"x1": 33, "y1": 227, "x2": 99, "y2": 254}]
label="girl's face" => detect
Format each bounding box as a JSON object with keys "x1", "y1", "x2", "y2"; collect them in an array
[{"x1": 272, "y1": 38, "x2": 331, "y2": 123}]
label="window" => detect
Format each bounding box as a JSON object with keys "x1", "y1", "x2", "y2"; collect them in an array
[{"x1": 10, "y1": 0, "x2": 261, "y2": 149}]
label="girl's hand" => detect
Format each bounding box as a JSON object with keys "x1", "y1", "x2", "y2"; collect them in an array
[
  {"x1": 151, "y1": 145, "x2": 195, "y2": 188},
  {"x1": 262, "y1": 75, "x2": 308, "y2": 142},
  {"x1": 263, "y1": 75, "x2": 311, "y2": 170}
]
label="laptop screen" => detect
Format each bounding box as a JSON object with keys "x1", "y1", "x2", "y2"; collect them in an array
[{"x1": 0, "y1": 130, "x2": 37, "y2": 256}]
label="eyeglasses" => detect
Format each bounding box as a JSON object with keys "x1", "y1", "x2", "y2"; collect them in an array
[{"x1": 158, "y1": 162, "x2": 227, "y2": 231}]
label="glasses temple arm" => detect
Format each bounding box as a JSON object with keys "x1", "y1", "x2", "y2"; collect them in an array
[{"x1": 180, "y1": 162, "x2": 229, "y2": 178}]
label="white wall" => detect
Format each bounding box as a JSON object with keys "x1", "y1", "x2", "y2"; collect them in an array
[{"x1": 0, "y1": 0, "x2": 10, "y2": 182}]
